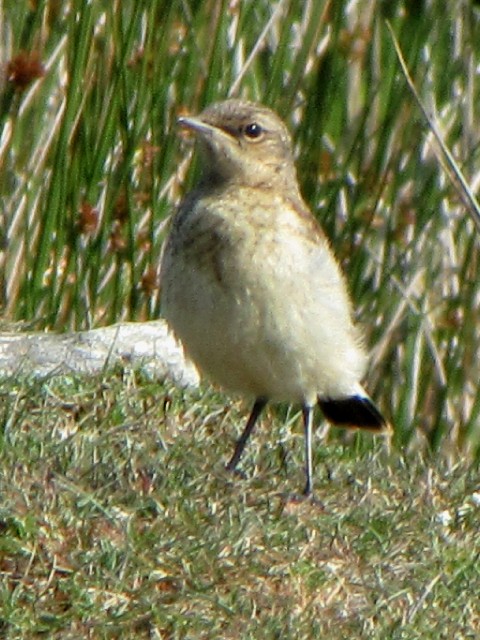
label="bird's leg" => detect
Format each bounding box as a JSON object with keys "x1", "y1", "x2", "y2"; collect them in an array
[
  {"x1": 226, "y1": 397, "x2": 268, "y2": 472},
  {"x1": 302, "y1": 404, "x2": 314, "y2": 497}
]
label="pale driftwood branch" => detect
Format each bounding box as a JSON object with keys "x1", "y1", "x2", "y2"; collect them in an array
[{"x1": 0, "y1": 320, "x2": 199, "y2": 388}]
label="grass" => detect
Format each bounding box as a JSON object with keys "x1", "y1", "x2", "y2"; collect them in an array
[
  {"x1": 1, "y1": 0, "x2": 480, "y2": 453},
  {"x1": 0, "y1": 375, "x2": 479, "y2": 638},
  {"x1": 1, "y1": 0, "x2": 480, "y2": 636}
]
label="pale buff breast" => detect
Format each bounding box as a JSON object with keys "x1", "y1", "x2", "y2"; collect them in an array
[{"x1": 161, "y1": 188, "x2": 367, "y2": 403}]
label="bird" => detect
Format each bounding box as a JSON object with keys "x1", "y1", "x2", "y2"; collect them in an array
[{"x1": 160, "y1": 98, "x2": 389, "y2": 498}]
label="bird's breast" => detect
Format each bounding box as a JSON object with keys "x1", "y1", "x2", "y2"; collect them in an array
[{"x1": 161, "y1": 186, "x2": 366, "y2": 400}]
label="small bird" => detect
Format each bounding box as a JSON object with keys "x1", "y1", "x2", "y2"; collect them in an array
[{"x1": 160, "y1": 99, "x2": 389, "y2": 498}]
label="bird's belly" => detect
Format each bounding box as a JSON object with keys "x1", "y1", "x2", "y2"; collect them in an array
[{"x1": 163, "y1": 249, "x2": 366, "y2": 403}]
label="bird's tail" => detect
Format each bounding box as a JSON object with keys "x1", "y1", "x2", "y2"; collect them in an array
[{"x1": 318, "y1": 390, "x2": 389, "y2": 432}]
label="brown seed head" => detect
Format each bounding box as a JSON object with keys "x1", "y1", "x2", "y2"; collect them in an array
[
  {"x1": 7, "y1": 51, "x2": 45, "y2": 90},
  {"x1": 141, "y1": 267, "x2": 158, "y2": 296},
  {"x1": 77, "y1": 201, "x2": 98, "y2": 235}
]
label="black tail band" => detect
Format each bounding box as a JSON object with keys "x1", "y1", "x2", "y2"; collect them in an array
[{"x1": 318, "y1": 395, "x2": 387, "y2": 431}]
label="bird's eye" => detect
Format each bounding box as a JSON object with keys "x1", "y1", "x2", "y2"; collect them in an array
[{"x1": 243, "y1": 122, "x2": 264, "y2": 140}]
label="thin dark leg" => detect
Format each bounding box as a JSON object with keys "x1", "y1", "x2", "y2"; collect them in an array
[
  {"x1": 302, "y1": 404, "x2": 314, "y2": 496},
  {"x1": 226, "y1": 397, "x2": 268, "y2": 472}
]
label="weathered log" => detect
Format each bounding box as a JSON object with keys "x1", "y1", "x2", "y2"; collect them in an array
[{"x1": 0, "y1": 320, "x2": 199, "y2": 387}]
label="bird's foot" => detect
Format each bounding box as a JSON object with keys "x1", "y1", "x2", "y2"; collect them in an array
[
  {"x1": 279, "y1": 491, "x2": 325, "y2": 510},
  {"x1": 224, "y1": 464, "x2": 248, "y2": 481}
]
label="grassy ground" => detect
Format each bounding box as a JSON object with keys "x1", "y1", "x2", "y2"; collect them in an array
[
  {"x1": 1, "y1": 0, "x2": 480, "y2": 637},
  {"x1": 1, "y1": 374, "x2": 479, "y2": 638},
  {"x1": 1, "y1": 0, "x2": 480, "y2": 450}
]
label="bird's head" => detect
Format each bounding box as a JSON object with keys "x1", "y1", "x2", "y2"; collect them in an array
[{"x1": 178, "y1": 99, "x2": 298, "y2": 192}]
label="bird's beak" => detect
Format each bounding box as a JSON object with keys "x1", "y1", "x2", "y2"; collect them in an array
[
  {"x1": 178, "y1": 115, "x2": 217, "y2": 137},
  {"x1": 178, "y1": 116, "x2": 236, "y2": 149}
]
